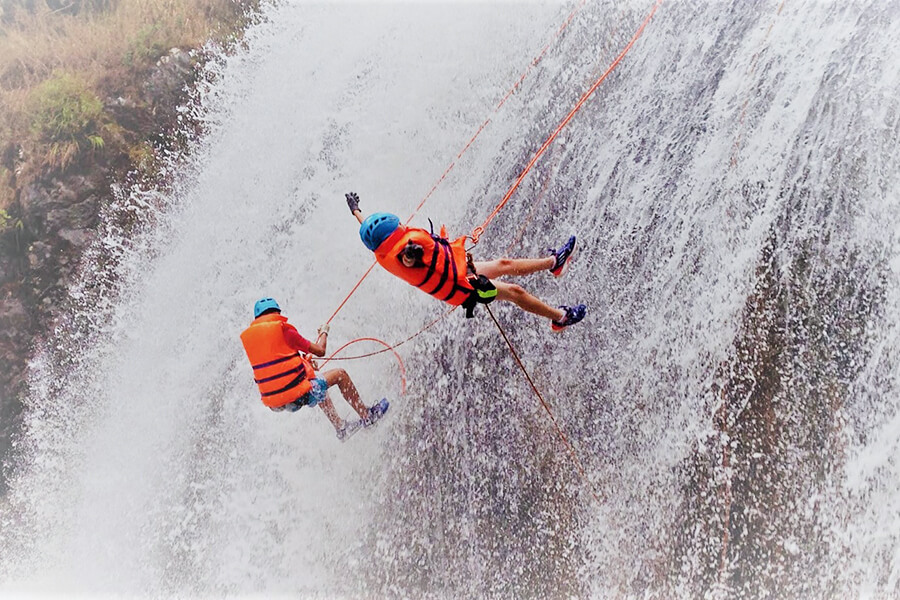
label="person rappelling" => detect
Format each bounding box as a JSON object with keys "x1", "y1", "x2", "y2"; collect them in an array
[
  {"x1": 240, "y1": 297, "x2": 388, "y2": 440},
  {"x1": 345, "y1": 192, "x2": 587, "y2": 330}
]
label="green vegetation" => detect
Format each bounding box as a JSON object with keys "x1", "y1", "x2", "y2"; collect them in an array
[
  {"x1": 26, "y1": 73, "x2": 107, "y2": 169},
  {"x1": 0, "y1": 0, "x2": 260, "y2": 204},
  {"x1": 123, "y1": 23, "x2": 167, "y2": 67},
  {"x1": 0, "y1": 207, "x2": 23, "y2": 234}
]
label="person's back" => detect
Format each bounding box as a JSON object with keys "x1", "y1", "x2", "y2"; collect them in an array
[{"x1": 240, "y1": 297, "x2": 388, "y2": 440}]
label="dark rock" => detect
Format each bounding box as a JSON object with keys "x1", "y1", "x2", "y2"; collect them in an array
[
  {"x1": 0, "y1": 295, "x2": 29, "y2": 343},
  {"x1": 21, "y1": 174, "x2": 101, "y2": 241},
  {"x1": 144, "y1": 48, "x2": 196, "y2": 120},
  {"x1": 26, "y1": 241, "x2": 51, "y2": 271}
]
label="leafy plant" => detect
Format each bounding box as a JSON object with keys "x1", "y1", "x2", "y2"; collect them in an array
[
  {"x1": 0, "y1": 207, "x2": 23, "y2": 233},
  {"x1": 26, "y1": 73, "x2": 106, "y2": 169},
  {"x1": 123, "y1": 24, "x2": 167, "y2": 68}
]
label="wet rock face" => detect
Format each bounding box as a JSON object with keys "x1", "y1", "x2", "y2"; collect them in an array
[
  {"x1": 21, "y1": 174, "x2": 102, "y2": 244},
  {"x1": 0, "y1": 47, "x2": 201, "y2": 494},
  {"x1": 145, "y1": 49, "x2": 195, "y2": 117},
  {"x1": 0, "y1": 171, "x2": 106, "y2": 494}
]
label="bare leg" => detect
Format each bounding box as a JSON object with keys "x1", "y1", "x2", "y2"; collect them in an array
[
  {"x1": 493, "y1": 280, "x2": 565, "y2": 321},
  {"x1": 474, "y1": 257, "x2": 554, "y2": 279},
  {"x1": 321, "y1": 368, "x2": 369, "y2": 419},
  {"x1": 317, "y1": 394, "x2": 344, "y2": 430}
]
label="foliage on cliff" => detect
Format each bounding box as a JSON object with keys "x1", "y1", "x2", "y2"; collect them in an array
[{"x1": 0, "y1": 0, "x2": 260, "y2": 204}]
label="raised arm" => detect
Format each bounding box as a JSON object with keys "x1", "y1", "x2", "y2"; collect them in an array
[{"x1": 346, "y1": 192, "x2": 364, "y2": 224}]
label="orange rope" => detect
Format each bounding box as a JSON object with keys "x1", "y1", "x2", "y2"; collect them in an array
[
  {"x1": 720, "y1": 2, "x2": 788, "y2": 585},
  {"x1": 318, "y1": 336, "x2": 408, "y2": 395},
  {"x1": 321, "y1": 307, "x2": 457, "y2": 363},
  {"x1": 326, "y1": 262, "x2": 377, "y2": 325},
  {"x1": 470, "y1": 0, "x2": 663, "y2": 245},
  {"x1": 485, "y1": 305, "x2": 604, "y2": 504},
  {"x1": 505, "y1": 144, "x2": 562, "y2": 254}
]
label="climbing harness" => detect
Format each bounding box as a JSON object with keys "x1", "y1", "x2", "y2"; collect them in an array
[{"x1": 460, "y1": 253, "x2": 498, "y2": 319}]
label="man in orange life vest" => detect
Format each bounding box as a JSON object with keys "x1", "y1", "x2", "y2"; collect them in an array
[
  {"x1": 240, "y1": 297, "x2": 387, "y2": 440},
  {"x1": 345, "y1": 192, "x2": 587, "y2": 330}
]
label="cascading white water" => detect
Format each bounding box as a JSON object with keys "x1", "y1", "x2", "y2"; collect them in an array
[{"x1": 2, "y1": 1, "x2": 899, "y2": 598}]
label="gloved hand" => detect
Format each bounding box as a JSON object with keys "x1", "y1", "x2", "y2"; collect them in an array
[
  {"x1": 317, "y1": 323, "x2": 330, "y2": 337},
  {"x1": 345, "y1": 192, "x2": 360, "y2": 214}
]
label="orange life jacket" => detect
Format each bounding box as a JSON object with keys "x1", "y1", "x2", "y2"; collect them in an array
[
  {"x1": 239, "y1": 313, "x2": 315, "y2": 408},
  {"x1": 374, "y1": 224, "x2": 475, "y2": 306}
]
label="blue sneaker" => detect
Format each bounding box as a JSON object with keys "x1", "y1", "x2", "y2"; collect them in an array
[
  {"x1": 363, "y1": 398, "x2": 389, "y2": 428},
  {"x1": 551, "y1": 304, "x2": 586, "y2": 331},
  {"x1": 549, "y1": 235, "x2": 577, "y2": 277}
]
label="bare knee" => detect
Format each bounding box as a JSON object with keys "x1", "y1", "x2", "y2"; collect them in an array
[
  {"x1": 323, "y1": 368, "x2": 348, "y2": 386},
  {"x1": 503, "y1": 283, "x2": 527, "y2": 301},
  {"x1": 495, "y1": 258, "x2": 514, "y2": 271}
]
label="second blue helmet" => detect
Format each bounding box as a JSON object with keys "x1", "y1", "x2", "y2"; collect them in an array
[
  {"x1": 253, "y1": 297, "x2": 281, "y2": 318},
  {"x1": 360, "y1": 212, "x2": 401, "y2": 251}
]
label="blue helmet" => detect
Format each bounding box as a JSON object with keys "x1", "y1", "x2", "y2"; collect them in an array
[
  {"x1": 253, "y1": 297, "x2": 281, "y2": 318},
  {"x1": 360, "y1": 212, "x2": 401, "y2": 251}
]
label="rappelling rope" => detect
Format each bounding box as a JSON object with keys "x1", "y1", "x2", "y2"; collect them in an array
[
  {"x1": 730, "y1": 0, "x2": 786, "y2": 167},
  {"x1": 319, "y1": 306, "x2": 457, "y2": 365},
  {"x1": 317, "y1": 336, "x2": 409, "y2": 394},
  {"x1": 485, "y1": 305, "x2": 605, "y2": 505},
  {"x1": 469, "y1": 0, "x2": 664, "y2": 245},
  {"x1": 407, "y1": 0, "x2": 588, "y2": 221},
  {"x1": 720, "y1": 1, "x2": 788, "y2": 583}
]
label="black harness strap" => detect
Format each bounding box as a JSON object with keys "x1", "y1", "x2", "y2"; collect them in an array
[
  {"x1": 254, "y1": 363, "x2": 308, "y2": 385},
  {"x1": 251, "y1": 353, "x2": 296, "y2": 371},
  {"x1": 416, "y1": 240, "x2": 441, "y2": 289},
  {"x1": 460, "y1": 255, "x2": 496, "y2": 318},
  {"x1": 260, "y1": 371, "x2": 308, "y2": 397},
  {"x1": 426, "y1": 240, "x2": 452, "y2": 296}
]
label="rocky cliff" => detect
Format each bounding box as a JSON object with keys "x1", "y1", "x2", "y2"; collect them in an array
[{"x1": 0, "y1": 47, "x2": 202, "y2": 493}]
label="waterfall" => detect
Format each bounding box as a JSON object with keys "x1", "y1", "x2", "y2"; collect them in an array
[{"x1": 2, "y1": 1, "x2": 899, "y2": 598}]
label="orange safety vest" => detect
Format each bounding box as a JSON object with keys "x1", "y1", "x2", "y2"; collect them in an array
[
  {"x1": 374, "y1": 224, "x2": 475, "y2": 306},
  {"x1": 239, "y1": 313, "x2": 315, "y2": 408}
]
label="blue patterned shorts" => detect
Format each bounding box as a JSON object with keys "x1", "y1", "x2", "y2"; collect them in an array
[{"x1": 271, "y1": 377, "x2": 328, "y2": 412}]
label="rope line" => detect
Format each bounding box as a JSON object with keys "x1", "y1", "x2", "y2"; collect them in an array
[
  {"x1": 721, "y1": 2, "x2": 787, "y2": 586},
  {"x1": 318, "y1": 336, "x2": 408, "y2": 395},
  {"x1": 470, "y1": 0, "x2": 663, "y2": 244},
  {"x1": 485, "y1": 305, "x2": 604, "y2": 504},
  {"x1": 505, "y1": 144, "x2": 563, "y2": 254},
  {"x1": 320, "y1": 307, "x2": 458, "y2": 364},
  {"x1": 326, "y1": 262, "x2": 377, "y2": 325}
]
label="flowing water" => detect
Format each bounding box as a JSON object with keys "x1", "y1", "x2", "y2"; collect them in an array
[{"x1": 2, "y1": 1, "x2": 900, "y2": 598}]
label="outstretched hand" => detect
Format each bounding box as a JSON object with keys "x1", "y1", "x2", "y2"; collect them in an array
[{"x1": 345, "y1": 192, "x2": 360, "y2": 214}]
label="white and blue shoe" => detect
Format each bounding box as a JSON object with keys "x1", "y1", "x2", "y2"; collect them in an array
[
  {"x1": 336, "y1": 419, "x2": 363, "y2": 441},
  {"x1": 363, "y1": 398, "x2": 390, "y2": 428},
  {"x1": 549, "y1": 235, "x2": 577, "y2": 277},
  {"x1": 551, "y1": 304, "x2": 587, "y2": 332}
]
